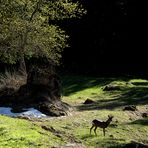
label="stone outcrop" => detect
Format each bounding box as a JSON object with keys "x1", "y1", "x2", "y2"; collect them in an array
[{"x1": 0, "y1": 66, "x2": 70, "y2": 117}]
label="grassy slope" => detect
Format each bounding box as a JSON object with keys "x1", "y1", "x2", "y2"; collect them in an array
[{"x1": 0, "y1": 74, "x2": 148, "y2": 147}]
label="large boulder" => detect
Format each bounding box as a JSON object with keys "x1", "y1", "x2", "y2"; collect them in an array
[{"x1": 0, "y1": 66, "x2": 70, "y2": 117}]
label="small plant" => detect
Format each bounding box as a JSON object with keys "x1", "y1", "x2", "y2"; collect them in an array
[{"x1": 0, "y1": 69, "x2": 27, "y2": 91}]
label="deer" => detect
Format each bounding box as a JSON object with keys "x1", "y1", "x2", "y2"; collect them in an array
[{"x1": 90, "y1": 115, "x2": 114, "y2": 136}]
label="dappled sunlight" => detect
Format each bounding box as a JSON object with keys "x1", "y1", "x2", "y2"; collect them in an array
[
  {"x1": 62, "y1": 75, "x2": 118, "y2": 96},
  {"x1": 61, "y1": 75, "x2": 148, "y2": 112},
  {"x1": 77, "y1": 85, "x2": 148, "y2": 111}
]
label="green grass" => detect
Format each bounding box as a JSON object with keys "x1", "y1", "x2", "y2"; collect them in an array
[
  {"x1": 0, "y1": 74, "x2": 148, "y2": 147},
  {"x1": 0, "y1": 115, "x2": 63, "y2": 147}
]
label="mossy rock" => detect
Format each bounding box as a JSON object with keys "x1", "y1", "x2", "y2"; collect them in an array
[
  {"x1": 123, "y1": 105, "x2": 137, "y2": 111},
  {"x1": 83, "y1": 98, "x2": 95, "y2": 104},
  {"x1": 38, "y1": 101, "x2": 70, "y2": 117},
  {"x1": 103, "y1": 84, "x2": 121, "y2": 91}
]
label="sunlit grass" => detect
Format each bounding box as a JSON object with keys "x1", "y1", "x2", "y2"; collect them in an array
[
  {"x1": 0, "y1": 115, "x2": 63, "y2": 147},
  {"x1": 0, "y1": 74, "x2": 148, "y2": 147}
]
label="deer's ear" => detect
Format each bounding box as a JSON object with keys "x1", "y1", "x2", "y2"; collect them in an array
[{"x1": 108, "y1": 115, "x2": 113, "y2": 118}]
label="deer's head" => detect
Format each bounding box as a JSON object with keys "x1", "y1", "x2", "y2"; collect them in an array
[{"x1": 108, "y1": 115, "x2": 114, "y2": 121}]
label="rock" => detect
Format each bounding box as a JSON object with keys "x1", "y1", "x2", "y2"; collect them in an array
[
  {"x1": 41, "y1": 125, "x2": 64, "y2": 138},
  {"x1": 109, "y1": 135, "x2": 114, "y2": 138},
  {"x1": 11, "y1": 107, "x2": 26, "y2": 113},
  {"x1": 0, "y1": 87, "x2": 16, "y2": 96},
  {"x1": 17, "y1": 115, "x2": 31, "y2": 120},
  {"x1": 103, "y1": 85, "x2": 121, "y2": 91},
  {"x1": 142, "y1": 112, "x2": 148, "y2": 118},
  {"x1": 0, "y1": 65, "x2": 71, "y2": 117},
  {"x1": 83, "y1": 99, "x2": 95, "y2": 104},
  {"x1": 123, "y1": 105, "x2": 137, "y2": 111},
  {"x1": 38, "y1": 101, "x2": 70, "y2": 117}
]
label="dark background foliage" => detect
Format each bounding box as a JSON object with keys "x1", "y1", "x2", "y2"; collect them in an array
[{"x1": 60, "y1": 0, "x2": 147, "y2": 76}]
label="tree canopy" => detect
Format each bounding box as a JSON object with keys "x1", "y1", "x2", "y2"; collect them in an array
[{"x1": 0, "y1": 0, "x2": 85, "y2": 65}]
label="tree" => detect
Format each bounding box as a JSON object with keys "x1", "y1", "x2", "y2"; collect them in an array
[
  {"x1": 0, "y1": 0, "x2": 86, "y2": 116},
  {"x1": 0, "y1": 0, "x2": 85, "y2": 75}
]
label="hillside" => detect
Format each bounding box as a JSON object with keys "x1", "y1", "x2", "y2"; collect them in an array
[{"x1": 0, "y1": 75, "x2": 148, "y2": 148}]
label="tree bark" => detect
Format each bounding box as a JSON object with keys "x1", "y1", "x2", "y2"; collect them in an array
[{"x1": 18, "y1": 56, "x2": 27, "y2": 77}]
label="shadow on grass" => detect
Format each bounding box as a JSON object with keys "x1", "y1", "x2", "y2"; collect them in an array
[
  {"x1": 62, "y1": 75, "x2": 129, "y2": 96},
  {"x1": 131, "y1": 82, "x2": 148, "y2": 86},
  {"x1": 78, "y1": 87, "x2": 148, "y2": 111},
  {"x1": 95, "y1": 139, "x2": 125, "y2": 148},
  {"x1": 81, "y1": 135, "x2": 125, "y2": 148},
  {"x1": 129, "y1": 118, "x2": 148, "y2": 126}
]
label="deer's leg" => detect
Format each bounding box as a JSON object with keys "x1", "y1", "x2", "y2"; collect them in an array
[
  {"x1": 94, "y1": 126, "x2": 97, "y2": 136},
  {"x1": 90, "y1": 125, "x2": 94, "y2": 135},
  {"x1": 103, "y1": 128, "x2": 105, "y2": 136},
  {"x1": 90, "y1": 124, "x2": 95, "y2": 135}
]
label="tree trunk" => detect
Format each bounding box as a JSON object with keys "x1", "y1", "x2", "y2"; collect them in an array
[{"x1": 18, "y1": 56, "x2": 27, "y2": 77}]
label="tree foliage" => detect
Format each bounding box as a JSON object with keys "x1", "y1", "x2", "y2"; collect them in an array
[{"x1": 0, "y1": 0, "x2": 85, "y2": 65}]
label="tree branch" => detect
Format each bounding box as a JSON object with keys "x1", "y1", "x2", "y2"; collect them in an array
[{"x1": 30, "y1": 0, "x2": 42, "y2": 21}]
